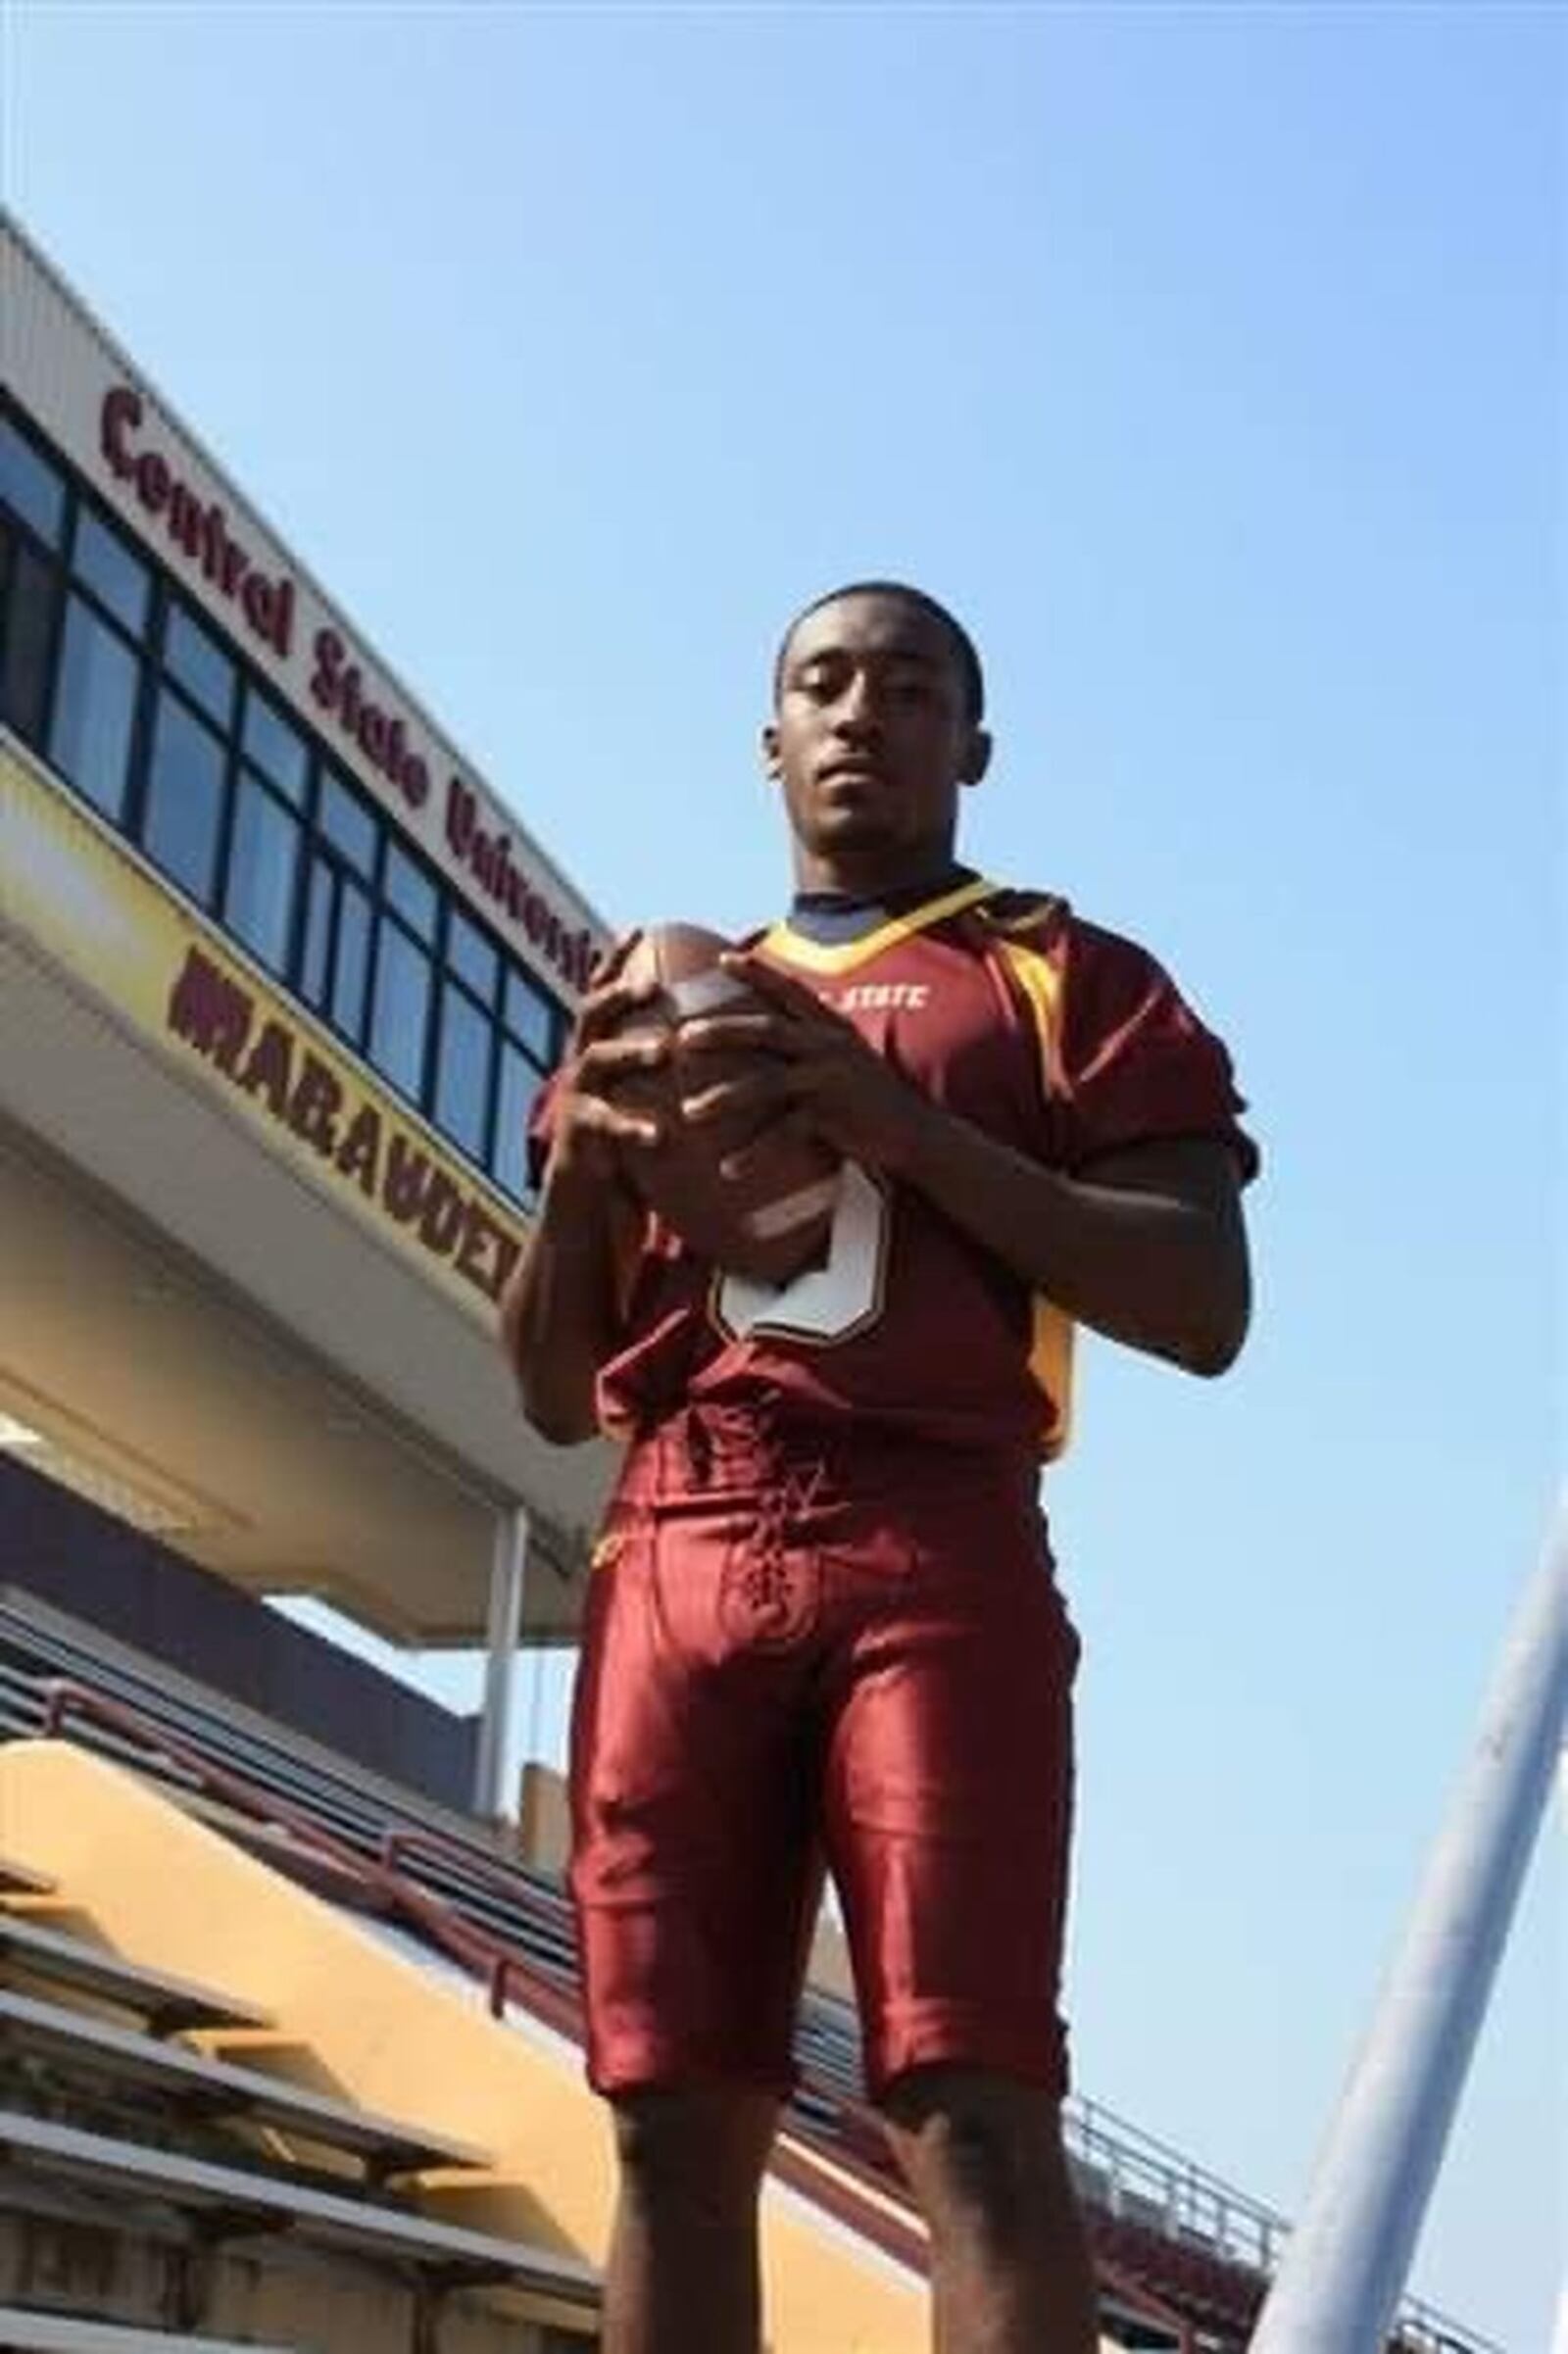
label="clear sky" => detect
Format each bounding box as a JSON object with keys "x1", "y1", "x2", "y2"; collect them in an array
[{"x1": 7, "y1": 3, "x2": 1562, "y2": 2343}]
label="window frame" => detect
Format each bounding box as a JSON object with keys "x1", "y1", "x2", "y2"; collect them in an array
[
  {"x1": 0, "y1": 515, "x2": 67, "y2": 751},
  {"x1": 366, "y1": 895, "x2": 436, "y2": 1108},
  {"x1": 240, "y1": 677, "x2": 310, "y2": 808},
  {"x1": 431, "y1": 965, "x2": 499, "y2": 1166},
  {"x1": 0, "y1": 406, "x2": 69, "y2": 550},
  {"x1": 46, "y1": 586, "x2": 148, "y2": 825},
  {"x1": 1, "y1": 395, "x2": 577, "y2": 1202},
  {"x1": 222, "y1": 757, "x2": 307, "y2": 979},
  {"x1": 136, "y1": 667, "x2": 237, "y2": 908},
  {"x1": 67, "y1": 494, "x2": 154, "y2": 641}
]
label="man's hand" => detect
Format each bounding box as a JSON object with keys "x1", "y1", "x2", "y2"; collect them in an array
[
  {"x1": 674, "y1": 951, "x2": 936, "y2": 1179},
  {"x1": 677, "y1": 948, "x2": 1250, "y2": 1378},
  {"x1": 501, "y1": 934, "x2": 670, "y2": 1447},
  {"x1": 548, "y1": 935, "x2": 672, "y2": 1191}
]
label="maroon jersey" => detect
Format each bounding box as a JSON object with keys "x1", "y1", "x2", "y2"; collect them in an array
[{"x1": 535, "y1": 876, "x2": 1256, "y2": 1458}]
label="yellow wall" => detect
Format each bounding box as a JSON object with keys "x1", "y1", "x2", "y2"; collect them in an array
[{"x1": 0, "y1": 740, "x2": 527, "y2": 1329}]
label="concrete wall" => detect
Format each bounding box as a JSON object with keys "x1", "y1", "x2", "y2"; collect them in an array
[{"x1": 0, "y1": 1450, "x2": 476, "y2": 1806}]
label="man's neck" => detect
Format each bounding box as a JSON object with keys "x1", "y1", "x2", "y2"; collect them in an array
[
  {"x1": 791, "y1": 847, "x2": 964, "y2": 904},
  {"x1": 783, "y1": 858, "x2": 976, "y2": 947}
]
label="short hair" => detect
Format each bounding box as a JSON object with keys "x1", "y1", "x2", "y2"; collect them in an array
[{"x1": 774, "y1": 580, "x2": 986, "y2": 723}]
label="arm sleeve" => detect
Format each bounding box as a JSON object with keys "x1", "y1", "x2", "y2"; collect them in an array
[{"x1": 1054, "y1": 916, "x2": 1259, "y2": 1183}]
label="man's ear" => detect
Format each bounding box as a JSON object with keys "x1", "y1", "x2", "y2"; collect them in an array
[
  {"x1": 959, "y1": 727, "x2": 993, "y2": 788},
  {"x1": 760, "y1": 721, "x2": 783, "y2": 782}
]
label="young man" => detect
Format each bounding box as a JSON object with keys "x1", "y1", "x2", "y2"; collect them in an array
[{"x1": 501, "y1": 583, "x2": 1257, "y2": 2354}]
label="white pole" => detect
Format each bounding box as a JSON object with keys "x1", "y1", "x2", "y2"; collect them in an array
[
  {"x1": 1250, "y1": 1496, "x2": 1568, "y2": 2354},
  {"x1": 472, "y1": 1505, "x2": 528, "y2": 1819},
  {"x1": 1544, "y1": 1741, "x2": 1553, "y2": 2354}
]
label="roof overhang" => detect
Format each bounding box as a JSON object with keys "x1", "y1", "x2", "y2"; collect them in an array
[{"x1": 0, "y1": 733, "x2": 612, "y2": 1645}]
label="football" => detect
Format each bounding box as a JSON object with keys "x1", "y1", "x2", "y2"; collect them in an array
[{"x1": 612, "y1": 923, "x2": 843, "y2": 1287}]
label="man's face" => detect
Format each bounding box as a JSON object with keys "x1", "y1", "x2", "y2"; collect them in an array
[{"x1": 763, "y1": 593, "x2": 990, "y2": 875}]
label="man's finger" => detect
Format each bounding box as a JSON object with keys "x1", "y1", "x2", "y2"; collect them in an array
[
  {"x1": 678, "y1": 1068, "x2": 796, "y2": 1128},
  {"x1": 675, "y1": 1009, "x2": 805, "y2": 1059},
  {"x1": 577, "y1": 1031, "x2": 672, "y2": 1084},
  {"x1": 575, "y1": 988, "x2": 668, "y2": 1051},
  {"x1": 594, "y1": 928, "x2": 646, "y2": 989},
  {"x1": 576, "y1": 975, "x2": 662, "y2": 1036},
  {"x1": 719, "y1": 951, "x2": 835, "y2": 1023},
  {"x1": 572, "y1": 1095, "x2": 665, "y2": 1150}
]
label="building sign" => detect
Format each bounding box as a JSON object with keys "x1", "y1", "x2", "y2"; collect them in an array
[
  {"x1": 90, "y1": 379, "x2": 597, "y2": 996},
  {"x1": 100, "y1": 387, "x2": 296, "y2": 664},
  {"x1": 308, "y1": 627, "x2": 433, "y2": 810},
  {"x1": 166, "y1": 947, "x2": 522, "y2": 1305},
  {"x1": 0, "y1": 741, "x2": 528, "y2": 1324}
]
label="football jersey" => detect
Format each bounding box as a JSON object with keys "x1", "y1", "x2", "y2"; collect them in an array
[{"x1": 533, "y1": 874, "x2": 1256, "y2": 1459}]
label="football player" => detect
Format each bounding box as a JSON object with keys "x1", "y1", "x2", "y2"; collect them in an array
[{"x1": 501, "y1": 582, "x2": 1257, "y2": 2354}]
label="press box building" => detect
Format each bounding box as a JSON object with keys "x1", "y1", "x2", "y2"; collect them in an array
[{"x1": 0, "y1": 213, "x2": 611, "y2": 1809}]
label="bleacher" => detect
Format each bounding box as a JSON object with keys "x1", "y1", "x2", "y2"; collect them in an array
[
  {"x1": 0, "y1": 1888, "x2": 598, "y2": 2348},
  {"x1": 0, "y1": 2319, "x2": 297, "y2": 2354},
  {"x1": 0, "y1": 1600, "x2": 605, "y2": 2349},
  {"x1": 0, "y1": 1588, "x2": 1504, "y2": 2354}
]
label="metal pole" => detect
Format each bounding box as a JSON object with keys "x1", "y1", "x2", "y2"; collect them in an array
[
  {"x1": 1553, "y1": 1749, "x2": 1568, "y2": 2354},
  {"x1": 1250, "y1": 1495, "x2": 1568, "y2": 2354},
  {"x1": 472, "y1": 1505, "x2": 528, "y2": 1819}
]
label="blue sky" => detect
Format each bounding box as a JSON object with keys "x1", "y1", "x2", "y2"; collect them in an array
[{"x1": 7, "y1": 4, "x2": 1562, "y2": 2343}]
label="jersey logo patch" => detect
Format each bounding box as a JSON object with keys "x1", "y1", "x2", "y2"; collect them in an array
[{"x1": 833, "y1": 982, "x2": 930, "y2": 1013}]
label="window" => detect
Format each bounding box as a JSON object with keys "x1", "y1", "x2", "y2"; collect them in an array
[
  {"x1": 301, "y1": 859, "x2": 333, "y2": 1005},
  {"x1": 0, "y1": 416, "x2": 66, "y2": 546},
  {"x1": 493, "y1": 1039, "x2": 545, "y2": 1203},
  {"x1": 72, "y1": 508, "x2": 151, "y2": 637},
  {"x1": 332, "y1": 876, "x2": 371, "y2": 1040},
  {"x1": 319, "y1": 767, "x2": 377, "y2": 874},
  {"x1": 164, "y1": 601, "x2": 235, "y2": 729},
  {"x1": 223, "y1": 687, "x2": 306, "y2": 980},
  {"x1": 142, "y1": 687, "x2": 226, "y2": 902},
  {"x1": 433, "y1": 982, "x2": 492, "y2": 1158},
  {"x1": 368, "y1": 918, "x2": 431, "y2": 1099},
  {"x1": 504, "y1": 963, "x2": 556, "y2": 1063},
  {"x1": 241, "y1": 686, "x2": 307, "y2": 805},
  {"x1": 1, "y1": 534, "x2": 59, "y2": 745},
  {"x1": 491, "y1": 957, "x2": 563, "y2": 1201},
  {"x1": 48, "y1": 595, "x2": 140, "y2": 820},
  {"x1": 4, "y1": 399, "x2": 579, "y2": 1194},
  {"x1": 448, "y1": 907, "x2": 498, "y2": 1001},
  {"x1": 385, "y1": 842, "x2": 436, "y2": 941},
  {"x1": 225, "y1": 772, "x2": 301, "y2": 974},
  {"x1": 299, "y1": 856, "x2": 372, "y2": 1045}
]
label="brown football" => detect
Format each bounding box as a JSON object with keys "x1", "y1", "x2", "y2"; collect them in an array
[{"x1": 612, "y1": 923, "x2": 842, "y2": 1287}]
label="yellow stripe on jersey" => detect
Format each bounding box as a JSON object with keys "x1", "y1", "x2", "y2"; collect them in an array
[
  {"x1": 991, "y1": 934, "x2": 1074, "y2": 1457},
  {"x1": 1031, "y1": 1296, "x2": 1074, "y2": 1462},
  {"x1": 992, "y1": 935, "x2": 1064, "y2": 1091},
  {"x1": 761, "y1": 874, "x2": 998, "y2": 973},
  {"x1": 769, "y1": 883, "x2": 1077, "y2": 1461}
]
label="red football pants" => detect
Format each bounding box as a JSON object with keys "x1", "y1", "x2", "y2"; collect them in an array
[{"x1": 568, "y1": 1408, "x2": 1079, "y2": 2104}]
